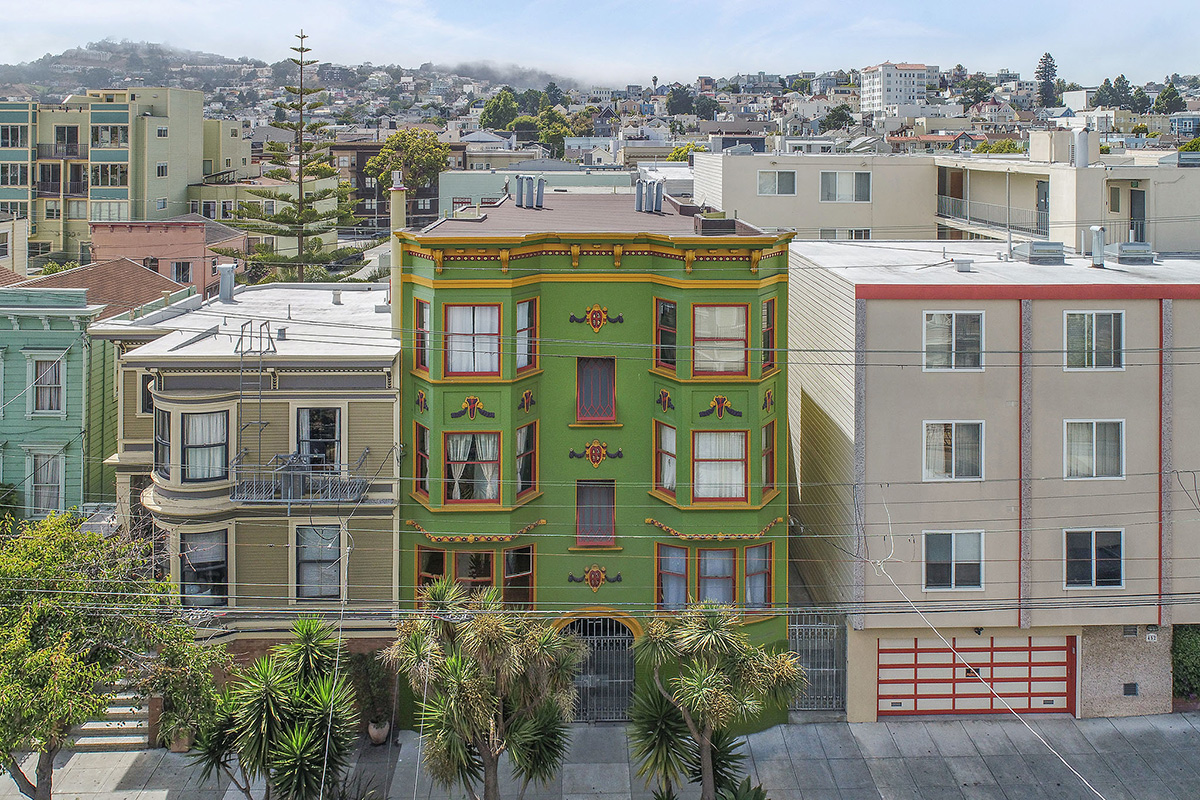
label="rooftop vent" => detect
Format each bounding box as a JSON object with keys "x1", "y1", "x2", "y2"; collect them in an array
[
  {"x1": 1012, "y1": 241, "x2": 1065, "y2": 265},
  {"x1": 695, "y1": 216, "x2": 737, "y2": 235},
  {"x1": 1104, "y1": 241, "x2": 1156, "y2": 265},
  {"x1": 1178, "y1": 152, "x2": 1200, "y2": 168}
]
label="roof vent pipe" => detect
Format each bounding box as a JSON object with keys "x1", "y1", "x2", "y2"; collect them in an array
[
  {"x1": 641, "y1": 179, "x2": 653, "y2": 212},
  {"x1": 536, "y1": 177, "x2": 545, "y2": 208},
  {"x1": 1090, "y1": 226, "x2": 1106, "y2": 267},
  {"x1": 953, "y1": 258, "x2": 973, "y2": 273},
  {"x1": 514, "y1": 175, "x2": 525, "y2": 207},
  {"x1": 654, "y1": 180, "x2": 664, "y2": 212},
  {"x1": 217, "y1": 263, "x2": 236, "y2": 303},
  {"x1": 1074, "y1": 128, "x2": 1089, "y2": 168},
  {"x1": 332, "y1": 289, "x2": 342, "y2": 305},
  {"x1": 524, "y1": 175, "x2": 536, "y2": 208},
  {"x1": 634, "y1": 179, "x2": 645, "y2": 212}
]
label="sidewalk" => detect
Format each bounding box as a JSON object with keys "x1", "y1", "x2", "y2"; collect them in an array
[{"x1": 8, "y1": 713, "x2": 1200, "y2": 799}]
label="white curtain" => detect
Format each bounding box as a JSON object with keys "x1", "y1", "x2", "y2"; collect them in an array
[
  {"x1": 694, "y1": 306, "x2": 747, "y2": 373},
  {"x1": 515, "y1": 425, "x2": 531, "y2": 492},
  {"x1": 1065, "y1": 422, "x2": 1093, "y2": 477},
  {"x1": 1096, "y1": 421, "x2": 1122, "y2": 477},
  {"x1": 925, "y1": 423, "x2": 952, "y2": 479},
  {"x1": 297, "y1": 525, "x2": 340, "y2": 598},
  {"x1": 659, "y1": 425, "x2": 676, "y2": 492},
  {"x1": 32, "y1": 454, "x2": 62, "y2": 514},
  {"x1": 516, "y1": 300, "x2": 534, "y2": 369},
  {"x1": 954, "y1": 423, "x2": 982, "y2": 478},
  {"x1": 475, "y1": 433, "x2": 499, "y2": 500},
  {"x1": 35, "y1": 360, "x2": 61, "y2": 411},
  {"x1": 1065, "y1": 313, "x2": 1089, "y2": 368},
  {"x1": 925, "y1": 313, "x2": 952, "y2": 368},
  {"x1": 298, "y1": 408, "x2": 311, "y2": 458},
  {"x1": 699, "y1": 550, "x2": 734, "y2": 603},
  {"x1": 745, "y1": 545, "x2": 770, "y2": 609},
  {"x1": 446, "y1": 433, "x2": 473, "y2": 499},
  {"x1": 181, "y1": 531, "x2": 226, "y2": 606},
  {"x1": 446, "y1": 306, "x2": 499, "y2": 373},
  {"x1": 693, "y1": 431, "x2": 746, "y2": 498},
  {"x1": 185, "y1": 412, "x2": 227, "y2": 479},
  {"x1": 660, "y1": 546, "x2": 686, "y2": 608}
]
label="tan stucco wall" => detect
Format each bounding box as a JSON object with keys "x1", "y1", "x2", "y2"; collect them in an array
[{"x1": 1078, "y1": 625, "x2": 1172, "y2": 717}]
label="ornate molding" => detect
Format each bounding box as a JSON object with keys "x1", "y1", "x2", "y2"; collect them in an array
[
  {"x1": 518, "y1": 389, "x2": 536, "y2": 413},
  {"x1": 698, "y1": 395, "x2": 742, "y2": 419},
  {"x1": 569, "y1": 303, "x2": 624, "y2": 333},
  {"x1": 415, "y1": 389, "x2": 429, "y2": 413},
  {"x1": 406, "y1": 518, "x2": 547, "y2": 544},
  {"x1": 568, "y1": 564, "x2": 622, "y2": 592},
  {"x1": 761, "y1": 388, "x2": 774, "y2": 413},
  {"x1": 656, "y1": 389, "x2": 675, "y2": 412},
  {"x1": 644, "y1": 516, "x2": 785, "y2": 541},
  {"x1": 450, "y1": 395, "x2": 495, "y2": 419},
  {"x1": 569, "y1": 439, "x2": 623, "y2": 468}
]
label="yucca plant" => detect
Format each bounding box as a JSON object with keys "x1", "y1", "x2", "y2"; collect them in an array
[
  {"x1": 629, "y1": 686, "x2": 690, "y2": 797},
  {"x1": 716, "y1": 776, "x2": 769, "y2": 800}
]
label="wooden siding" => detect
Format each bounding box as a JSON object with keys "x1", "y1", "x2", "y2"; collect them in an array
[
  {"x1": 121, "y1": 369, "x2": 151, "y2": 442},
  {"x1": 789, "y1": 249, "x2": 858, "y2": 605},
  {"x1": 348, "y1": 401, "x2": 396, "y2": 479},
  {"x1": 234, "y1": 521, "x2": 288, "y2": 603},
  {"x1": 347, "y1": 516, "x2": 395, "y2": 601},
  {"x1": 237, "y1": 401, "x2": 291, "y2": 466}
]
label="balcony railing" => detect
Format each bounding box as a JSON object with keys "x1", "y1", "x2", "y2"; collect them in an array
[
  {"x1": 937, "y1": 195, "x2": 1048, "y2": 238},
  {"x1": 37, "y1": 143, "x2": 88, "y2": 160},
  {"x1": 34, "y1": 181, "x2": 88, "y2": 197},
  {"x1": 230, "y1": 450, "x2": 371, "y2": 504}
]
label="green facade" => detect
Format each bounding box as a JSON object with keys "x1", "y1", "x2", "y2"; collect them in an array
[
  {"x1": 394, "y1": 221, "x2": 793, "y2": 724},
  {"x1": 0, "y1": 288, "x2": 103, "y2": 518}
]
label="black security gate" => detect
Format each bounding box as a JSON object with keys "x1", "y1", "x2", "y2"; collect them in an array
[
  {"x1": 565, "y1": 617, "x2": 635, "y2": 722},
  {"x1": 789, "y1": 612, "x2": 847, "y2": 711}
]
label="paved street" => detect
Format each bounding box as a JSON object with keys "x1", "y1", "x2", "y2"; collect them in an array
[{"x1": 8, "y1": 714, "x2": 1200, "y2": 799}]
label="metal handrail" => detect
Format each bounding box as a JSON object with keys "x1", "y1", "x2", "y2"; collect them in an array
[{"x1": 230, "y1": 448, "x2": 372, "y2": 503}]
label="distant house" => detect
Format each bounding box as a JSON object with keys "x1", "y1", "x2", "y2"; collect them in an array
[{"x1": 89, "y1": 215, "x2": 248, "y2": 298}]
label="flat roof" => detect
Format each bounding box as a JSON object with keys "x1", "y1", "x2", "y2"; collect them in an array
[
  {"x1": 790, "y1": 240, "x2": 1200, "y2": 289},
  {"x1": 94, "y1": 283, "x2": 400, "y2": 362},
  {"x1": 418, "y1": 193, "x2": 762, "y2": 238}
]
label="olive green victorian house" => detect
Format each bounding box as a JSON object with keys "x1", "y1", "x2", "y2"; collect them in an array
[{"x1": 92, "y1": 181, "x2": 794, "y2": 725}]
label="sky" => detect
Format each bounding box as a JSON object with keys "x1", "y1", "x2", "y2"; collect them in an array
[{"x1": 2, "y1": 0, "x2": 1194, "y2": 87}]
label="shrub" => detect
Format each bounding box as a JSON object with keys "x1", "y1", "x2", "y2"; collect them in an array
[{"x1": 1173, "y1": 625, "x2": 1200, "y2": 696}]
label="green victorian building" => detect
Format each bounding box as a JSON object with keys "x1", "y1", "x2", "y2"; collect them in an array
[{"x1": 393, "y1": 181, "x2": 793, "y2": 721}]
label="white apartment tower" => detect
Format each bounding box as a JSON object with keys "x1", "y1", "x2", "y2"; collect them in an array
[{"x1": 861, "y1": 62, "x2": 938, "y2": 115}]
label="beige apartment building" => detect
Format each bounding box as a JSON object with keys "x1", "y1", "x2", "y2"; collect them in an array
[
  {"x1": 694, "y1": 131, "x2": 1200, "y2": 255},
  {"x1": 790, "y1": 238, "x2": 1200, "y2": 721}
]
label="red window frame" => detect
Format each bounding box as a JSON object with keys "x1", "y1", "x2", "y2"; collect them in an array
[
  {"x1": 656, "y1": 543, "x2": 688, "y2": 610},
  {"x1": 443, "y1": 303, "x2": 501, "y2": 377},
  {"x1": 414, "y1": 423, "x2": 429, "y2": 496},
  {"x1": 655, "y1": 298, "x2": 678, "y2": 371},
  {"x1": 761, "y1": 298, "x2": 776, "y2": 371},
  {"x1": 516, "y1": 298, "x2": 537, "y2": 372},
  {"x1": 691, "y1": 430, "x2": 748, "y2": 502},
  {"x1": 575, "y1": 479, "x2": 616, "y2": 546},
  {"x1": 515, "y1": 422, "x2": 537, "y2": 497},
  {"x1": 654, "y1": 421, "x2": 676, "y2": 496},
  {"x1": 698, "y1": 548, "x2": 737, "y2": 604},
  {"x1": 576, "y1": 357, "x2": 616, "y2": 422},
  {"x1": 745, "y1": 542, "x2": 773, "y2": 611},
  {"x1": 414, "y1": 299, "x2": 430, "y2": 371},
  {"x1": 761, "y1": 421, "x2": 776, "y2": 492},
  {"x1": 693, "y1": 303, "x2": 749, "y2": 376},
  {"x1": 443, "y1": 432, "x2": 501, "y2": 504},
  {"x1": 454, "y1": 550, "x2": 494, "y2": 588}
]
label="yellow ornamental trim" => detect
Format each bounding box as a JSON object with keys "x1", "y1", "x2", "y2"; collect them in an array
[{"x1": 644, "y1": 517, "x2": 785, "y2": 540}]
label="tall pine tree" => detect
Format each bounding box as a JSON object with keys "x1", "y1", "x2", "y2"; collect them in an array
[
  {"x1": 232, "y1": 32, "x2": 354, "y2": 278},
  {"x1": 1035, "y1": 53, "x2": 1057, "y2": 108}
]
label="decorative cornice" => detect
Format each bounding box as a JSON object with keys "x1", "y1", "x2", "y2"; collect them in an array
[
  {"x1": 406, "y1": 518, "x2": 546, "y2": 543},
  {"x1": 644, "y1": 516, "x2": 785, "y2": 541}
]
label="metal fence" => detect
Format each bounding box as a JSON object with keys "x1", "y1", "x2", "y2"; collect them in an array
[
  {"x1": 788, "y1": 612, "x2": 847, "y2": 711},
  {"x1": 566, "y1": 617, "x2": 635, "y2": 723},
  {"x1": 936, "y1": 195, "x2": 1048, "y2": 238}
]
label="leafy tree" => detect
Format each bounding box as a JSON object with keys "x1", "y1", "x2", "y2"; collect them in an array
[
  {"x1": 790, "y1": 78, "x2": 811, "y2": 94},
  {"x1": 819, "y1": 104, "x2": 855, "y2": 132},
  {"x1": 1111, "y1": 75, "x2": 1133, "y2": 110},
  {"x1": 0, "y1": 484, "x2": 17, "y2": 521},
  {"x1": 1154, "y1": 83, "x2": 1186, "y2": 114},
  {"x1": 632, "y1": 604, "x2": 805, "y2": 800},
  {"x1": 385, "y1": 578, "x2": 585, "y2": 800},
  {"x1": 515, "y1": 89, "x2": 545, "y2": 116},
  {"x1": 1181, "y1": 138, "x2": 1200, "y2": 152},
  {"x1": 508, "y1": 115, "x2": 541, "y2": 144},
  {"x1": 535, "y1": 107, "x2": 571, "y2": 157},
  {"x1": 1092, "y1": 78, "x2": 1114, "y2": 108},
  {"x1": 230, "y1": 33, "x2": 355, "y2": 274},
  {"x1": 544, "y1": 82, "x2": 565, "y2": 107},
  {"x1": 1132, "y1": 123, "x2": 1150, "y2": 135},
  {"x1": 480, "y1": 90, "x2": 518, "y2": 131},
  {"x1": 1131, "y1": 88, "x2": 1152, "y2": 115},
  {"x1": 695, "y1": 95, "x2": 721, "y2": 121},
  {"x1": 666, "y1": 143, "x2": 708, "y2": 162},
  {"x1": 192, "y1": 618, "x2": 358, "y2": 800},
  {"x1": 1035, "y1": 52, "x2": 1057, "y2": 108},
  {"x1": 365, "y1": 127, "x2": 450, "y2": 191},
  {"x1": 37, "y1": 261, "x2": 78, "y2": 276},
  {"x1": 666, "y1": 86, "x2": 694, "y2": 116},
  {"x1": 960, "y1": 76, "x2": 995, "y2": 108},
  {"x1": 568, "y1": 110, "x2": 595, "y2": 137},
  {"x1": 1, "y1": 514, "x2": 227, "y2": 800},
  {"x1": 975, "y1": 139, "x2": 1023, "y2": 154}
]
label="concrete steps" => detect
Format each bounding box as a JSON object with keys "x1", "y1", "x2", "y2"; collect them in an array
[{"x1": 70, "y1": 690, "x2": 151, "y2": 752}]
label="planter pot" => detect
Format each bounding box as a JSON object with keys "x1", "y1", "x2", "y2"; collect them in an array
[
  {"x1": 169, "y1": 732, "x2": 194, "y2": 753},
  {"x1": 367, "y1": 720, "x2": 391, "y2": 746}
]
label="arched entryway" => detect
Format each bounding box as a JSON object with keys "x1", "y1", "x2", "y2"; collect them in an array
[{"x1": 564, "y1": 617, "x2": 635, "y2": 722}]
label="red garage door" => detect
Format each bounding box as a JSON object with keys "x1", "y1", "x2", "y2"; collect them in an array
[{"x1": 877, "y1": 635, "x2": 1076, "y2": 716}]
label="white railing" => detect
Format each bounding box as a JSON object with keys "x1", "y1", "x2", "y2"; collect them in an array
[{"x1": 937, "y1": 195, "x2": 1048, "y2": 238}]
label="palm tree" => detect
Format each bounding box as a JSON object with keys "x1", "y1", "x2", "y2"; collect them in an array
[
  {"x1": 385, "y1": 577, "x2": 585, "y2": 800},
  {"x1": 632, "y1": 603, "x2": 805, "y2": 800}
]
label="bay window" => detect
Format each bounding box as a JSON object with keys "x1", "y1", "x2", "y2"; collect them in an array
[
  {"x1": 516, "y1": 299, "x2": 537, "y2": 370},
  {"x1": 455, "y1": 551, "x2": 493, "y2": 588},
  {"x1": 655, "y1": 300, "x2": 677, "y2": 371},
  {"x1": 693, "y1": 305, "x2": 748, "y2": 375},
  {"x1": 654, "y1": 422, "x2": 677, "y2": 496},
  {"x1": 417, "y1": 546, "x2": 444, "y2": 589},
  {"x1": 516, "y1": 422, "x2": 537, "y2": 496},
  {"x1": 444, "y1": 432, "x2": 500, "y2": 502},
  {"x1": 445, "y1": 304, "x2": 500, "y2": 375},
  {"x1": 414, "y1": 299, "x2": 430, "y2": 370},
  {"x1": 154, "y1": 409, "x2": 171, "y2": 478},
  {"x1": 692, "y1": 431, "x2": 747, "y2": 500},
  {"x1": 503, "y1": 546, "x2": 533, "y2": 606},
  {"x1": 657, "y1": 544, "x2": 688, "y2": 610},
  {"x1": 698, "y1": 549, "x2": 735, "y2": 603},
  {"x1": 745, "y1": 544, "x2": 772, "y2": 610},
  {"x1": 761, "y1": 422, "x2": 776, "y2": 492},
  {"x1": 182, "y1": 411, "x2": 228, "y2": 482},
  {"x1": 181, "y1": 530, "x2": 228, "y2": 606},
  {"x1": 761, "y1": 299, "x2": 776, "y2": 371},
  {"x1": 414, "y1": 423, "x2": 429, "y2": 495}
]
